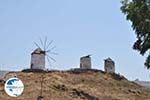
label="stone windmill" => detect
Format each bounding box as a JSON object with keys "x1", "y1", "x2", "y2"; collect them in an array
[
  {"x1": 104, "y1": 58, "x2": 115, "y2": 73},
  {"x1": 80, "y1": 55, "x2": 92, "y2": 69},
  {"x1": 30, "y1": 37, "x2": 57, "y2": 70}
]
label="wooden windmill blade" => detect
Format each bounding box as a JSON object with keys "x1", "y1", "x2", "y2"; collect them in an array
[
  {"x1": 46, "y1": 54, "x2": 56, "y2": 62},
  {"x1": 40, "y1": 38, "x2": 44, "y2": 49},
  {"x1": 46, "y1": 46, "x2": 57, "y2": 53},
  {"x1": 44, "y1": 36, "x2": 47, "y2": 51},
  {"x1": 34, "y1": 42, "x2": 41, "y2": 49},
  {"x1": 45, "y1": 40, "x2": 53, "y2": 50},
  {"x1": 46, "y1": 56, "x2": 52, "y2": 67},
  {"x1": 44, "y1": 39, "x2": 57, "y2": 68},
  {"x1": 32, "y1": 37, "x2": 57, "y2": 69}
]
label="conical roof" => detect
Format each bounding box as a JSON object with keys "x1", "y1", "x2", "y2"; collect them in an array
[
  {"x1": 104, "y1": 57, "x2": 113, "y2": 62},
  {"x1": 31, "y1": 48, "x2": 45, "y2": 55}
]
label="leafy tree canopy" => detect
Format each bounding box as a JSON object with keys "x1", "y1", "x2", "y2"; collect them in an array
[{"x1": 121, "y1": 0, "x2": 150, "y2": 69}]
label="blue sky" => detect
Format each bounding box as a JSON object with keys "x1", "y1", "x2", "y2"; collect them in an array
[{"x1": 0, "y1": 0, "x2": 149, "y2": 81}]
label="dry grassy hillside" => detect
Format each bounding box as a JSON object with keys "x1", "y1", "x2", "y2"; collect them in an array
[{"x1": 0, "y1": 69, "x2": 150, "y2": 100}]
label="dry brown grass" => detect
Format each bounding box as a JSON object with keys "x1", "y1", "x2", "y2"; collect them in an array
[{"x1": 0, "y1": 70, "x2": 150, "y2": 100}]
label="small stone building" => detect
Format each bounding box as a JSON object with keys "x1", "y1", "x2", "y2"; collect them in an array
[
  {"x1": 80, "y1": 55, "x2": 91, "y2": 69},
  {"x1": 104, "y1": 58, "x2": 115, "y2": 73},
  {"x1": 31, "y1": 48, "x2": 45, "y2": 70}
]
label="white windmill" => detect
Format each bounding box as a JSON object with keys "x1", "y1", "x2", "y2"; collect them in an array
[{"x1": 30, "y1": 37, "x2": 57, "y2": 70}]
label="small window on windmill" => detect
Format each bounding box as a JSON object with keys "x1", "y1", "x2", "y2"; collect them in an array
[{"x1": 30, "y1": 37, "x2": 57, "y2": 71}]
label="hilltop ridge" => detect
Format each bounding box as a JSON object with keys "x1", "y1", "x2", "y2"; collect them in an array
[{"x1": 0, "y1": 69, "x2": 150, "y2": 100}]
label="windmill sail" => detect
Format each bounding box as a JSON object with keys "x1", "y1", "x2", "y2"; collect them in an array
[{"x1": 30, "y1": 37, "x2": 57, "y2": 70}]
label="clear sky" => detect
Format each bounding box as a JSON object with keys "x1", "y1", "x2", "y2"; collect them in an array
[{"x1": 0, "y1": 0, "x2": 149, "y2": 81}]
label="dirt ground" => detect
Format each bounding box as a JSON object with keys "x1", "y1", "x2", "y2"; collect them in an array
[{"x1": 0, "y1": 70, "x2": 150, "y2": 100}]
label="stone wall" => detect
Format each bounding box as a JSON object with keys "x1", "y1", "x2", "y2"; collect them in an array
[
  {"x1": 31, "y1": 48, "x2": 45, "y2": 70},
  {"x1": 80, "y1": 55, "x2": 91, "y2": 69},
  {"x1": 104, "y1": 58, "x2": 115, "y2": 73}
]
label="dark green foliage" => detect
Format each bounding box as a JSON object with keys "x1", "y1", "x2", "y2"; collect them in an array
[{"x1": 121, "y1": 0, "x2": 150, "y2": 69}]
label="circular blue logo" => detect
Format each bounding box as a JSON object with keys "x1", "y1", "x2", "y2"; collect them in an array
[{"x1": 4, "y1": 77, "x2": 24, "y2": 97}]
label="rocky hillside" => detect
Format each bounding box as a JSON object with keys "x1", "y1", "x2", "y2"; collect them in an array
[{"x1": 0, "y1": 69, "x2": 150, "y2": 100}]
